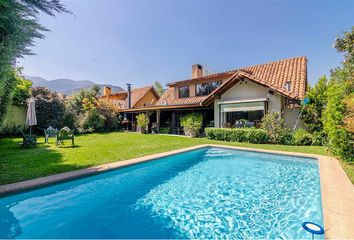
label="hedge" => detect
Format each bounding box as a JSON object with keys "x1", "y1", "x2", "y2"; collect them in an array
[
  {"x1": 205, "y1": 127, "x2": 269, "y2": 144},
  {"x1": 0, "y1": 105, "x2": 27, "y2": 135}
]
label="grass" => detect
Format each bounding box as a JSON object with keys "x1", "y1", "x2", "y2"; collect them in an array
[
  {"x1": 0, "y1": 132, "x2": 349, "y2": 185},
  {"x1": 339, "y1": 160, "x2": 354, "y2": 184}
]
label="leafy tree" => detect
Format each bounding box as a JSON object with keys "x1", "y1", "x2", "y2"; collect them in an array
[
  {"x1": 31, "y1": 86, "x2": 65, "y2": 129},
  {"x1": 301, "y1": 76, "x2": 328, "y2": 132},
  {"x1": 66, "y1": 86, "x2": 119, "y2": 132},
  {"x1": 153, "y1": 81, "x2": 165, "y2": 96},
  {"x1": 344, "y1": 87, "x2": 354, "y2": 133},
  {"x1": 0, "y1": 0, "x2": 69, "y2": 126},
  {"x1": 0, "y1": 70, "x2": 16, "y2": 124},
  {"x1": 82, "y1": 97, "x2": 96, "y2": 112},
  {"x1": 12, "y1": 74, "x2": 32, "y2": 106},
  {"x1": 334, "y1": 26, "x2": 354, "y2": 64},
  {"x1": 322, "y1": 71, "x2": 354, "y2": 161},
  {"x1": 322, "y1": 27, "x2": 354, "y2": 161},
  {"x1": 98, "y1": 99, "x2": 121, "y2": 131},
  {"x1": 66, "y1": 87, "x2": 99, "y2": 116}
]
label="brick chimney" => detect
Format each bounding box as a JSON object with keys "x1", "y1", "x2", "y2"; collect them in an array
[
  {"x1": 192, "y1": 64, "x2": 203, "y2": 78},
  {"x1": 103, "y1": 86, "x2": 112, "y2": 98}
]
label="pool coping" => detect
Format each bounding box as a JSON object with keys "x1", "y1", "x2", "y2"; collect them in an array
[{"x1": 0, "y1": 144, "x2": 353, "y2": 239}]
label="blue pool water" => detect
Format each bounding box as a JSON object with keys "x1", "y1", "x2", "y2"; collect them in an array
[{"x1": 0, "y1": 147, "x2": 323, "y2": 239}]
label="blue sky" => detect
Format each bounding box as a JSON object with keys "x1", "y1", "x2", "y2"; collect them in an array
[{"x1": 19, "y1": 0, "x2": 354, "y2": 88}]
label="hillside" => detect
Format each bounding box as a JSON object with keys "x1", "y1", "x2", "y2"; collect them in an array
[{"x1": 24, "y1": 75, "x2": 123, "y2": 95}]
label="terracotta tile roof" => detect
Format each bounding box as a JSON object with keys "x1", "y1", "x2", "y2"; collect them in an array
[
  {"x1": 130, "y1": 86, "x2": 154, "y2": 107},
  {"x1": 239, "y1": 56, "x2": 307, "y2": 99},
  {"x1": 156, "y1": 88, "x2": 208, "y2": 106},
  {"x1": 161, "y1": 56, "x2": 307, "y2": 107},
  {"x1": 106, "y1": 86, "x2": 159, "y2": 109},
  {"x1": 109, "y1": 99, "x2": 126, "y2": 108}
]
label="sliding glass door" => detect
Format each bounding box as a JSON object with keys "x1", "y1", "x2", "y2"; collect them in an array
[{"x1": 219, "y1": 101, "x2": 267, "y2": 128}]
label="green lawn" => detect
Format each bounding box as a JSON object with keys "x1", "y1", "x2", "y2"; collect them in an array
[{"x1": 1, "y1": 132, "x2": 351, "y2": 186}]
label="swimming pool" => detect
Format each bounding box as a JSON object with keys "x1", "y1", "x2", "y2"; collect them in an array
[{"x1": 0, "y1": 147, "x2": 323, "y2": 239}]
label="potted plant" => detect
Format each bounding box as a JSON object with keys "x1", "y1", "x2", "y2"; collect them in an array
[
  {"x1": 136, "y1": 113, "x2": 149, "y2": 134},
  {"x1": 180, "y1": 113, "x2": 203, "y2": 137},
  {"x1": 151, "y1": 122, "x2": 158, "y2": 134}
]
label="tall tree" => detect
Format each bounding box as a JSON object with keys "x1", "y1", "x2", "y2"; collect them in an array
[
  {"x1": 153, "y1": 81, "x2": 165, "y2": 96},
  {"x1": 333, "y1": 26, "x2": 354, "y2": 64},
  {"x1": 301, "y1": 76, "x2": 328, "y2": 133},
  {"x1": 12, "y1": 72, "x2": 32, "y2": 106},
  {"x1": 0, "y1": 0, "x2": 70, "y2": 125},
  {"x1": 322, "y1": 27, "x2": 354, "y2": 161},
  {"x1": 31, "y1": 86, "x2": 66, "y2": 129}
]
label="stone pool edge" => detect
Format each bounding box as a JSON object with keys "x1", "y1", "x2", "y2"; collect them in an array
[
  {"x1": 209, "y1": 144, "x2": 354, "y2": 239},
  {"x1": 0, "y1": 144, "x2": 353, "y2": 239}
]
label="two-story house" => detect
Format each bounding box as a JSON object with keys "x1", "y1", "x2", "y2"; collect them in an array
[{"x1": 105, "y1": 56, "x2": 307, "y2": 134}]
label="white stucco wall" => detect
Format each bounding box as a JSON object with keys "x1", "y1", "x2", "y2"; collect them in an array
[
  {"x1": 283, "y1": 107, "x2": 304, "y2": 130},
  {"x1": 214, "y1": 80, "x2": 284, "y2": 127}
]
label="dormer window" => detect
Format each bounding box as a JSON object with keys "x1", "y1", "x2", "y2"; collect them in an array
[
  {"x1": 196, "y1": 80, "x2": 222, "y2": 96},
  {"x1": 284, "y1": 81, "x2": 291, "y2": 92},
  {"x1": 179, "y1": 86, "x2": 189, "y2": 98}
]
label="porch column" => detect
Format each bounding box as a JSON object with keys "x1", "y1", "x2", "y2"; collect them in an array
[
  {"x1": 171, "y1": 112, "x2": 176, "y2": 134},
  {"x1": 156, "y1": 110, "x2": 160, "y2": 132},
  {"x1": 202, "y1": 110, "x2": 206, "y2": 129},
  {"x1": 131, "y1": 113, "x2": 134, "y2": 131}
]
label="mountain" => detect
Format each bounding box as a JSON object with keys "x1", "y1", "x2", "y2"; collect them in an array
[{"x1": 24, "y1": 75, "x2": 124, "y2": 95}]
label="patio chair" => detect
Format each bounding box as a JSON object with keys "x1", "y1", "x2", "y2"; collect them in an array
[
  {"x1": 56, "y1": 126, "x2": 75, "y2": 147},
  {"x1": 44, "y1": 126, "x2": 58, "y2": 143},
  {"x1": 18, "y1": 128, "x2": 37, "y2": 148}
]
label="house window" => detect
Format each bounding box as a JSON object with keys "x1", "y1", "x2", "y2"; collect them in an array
[
  {"x1": 179, "y1": 86, "x2": 189, "y2": 98},
  {"x1": 220, "y1": 101, "x2": 266, "y2": 128},
  {"x1": 224, "y1": 110, "x2": 264, "y2": 127},
  {"x1": 196, "y1": 81, "x2": 222, "y2": 96}
]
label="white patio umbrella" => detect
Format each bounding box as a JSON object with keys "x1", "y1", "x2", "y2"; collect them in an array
[{"x1": 26, "y1": 97, "x2": 37, "y2": 135}]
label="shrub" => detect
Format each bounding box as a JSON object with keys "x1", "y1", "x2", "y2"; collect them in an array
[
  {"x1": 312, "y1": 131, "x2": 327, "y2": 146},
  {"x1": 205, "y1": 128, "x2": 269, "y2": 144},
  {"x1": 246, "y1": 128, "x2": 270, "y2": 144},
  {"x1": 159, "y1": 127, "x2": 171, "y2": 134},
  {"x1": 276, "y1": 128, "x2": 294, "y2": 145},
  {"x1": 31, "y1": 87, "x2": 65, "y2": 129},
  {"x1": 0, "y1": 105, "x2": 27, "y2": 136},
  {"x1": 260, "y1": 112, "x2": 290, "y2": 144},
  {"x1": 78, "y1": 110, "x2": 105, "y2": 132},
  {"x1": 180, "y1": 113, "x2": 203, "y2": 137},
  {"x1": 293, "y1": 128, "x2": 313, "y2": 145},
  {"x1": 98, "y1": 99, "x2": 120, "y2": 131},
  {"x1": 62, "y1": 110, "x2": 76, "y2": 130},
  {"x1": 136, "y1": 113, "x2": 149, "y2": 133}
]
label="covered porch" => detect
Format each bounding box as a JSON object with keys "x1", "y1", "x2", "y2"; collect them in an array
[{"x1": 120, "y1": 106, "x2": 214, "y2": 135}]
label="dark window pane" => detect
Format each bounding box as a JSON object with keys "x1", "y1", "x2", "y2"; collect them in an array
[
  {"x1": 179, "y1": 86, "x2": 189, "y2": 98},
  {"x1": 196, "y1": 81, "x2": 222, "y2": 96},
  {"x1": 225, "y1": 110, "x2": 264, "y2": 127}
]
